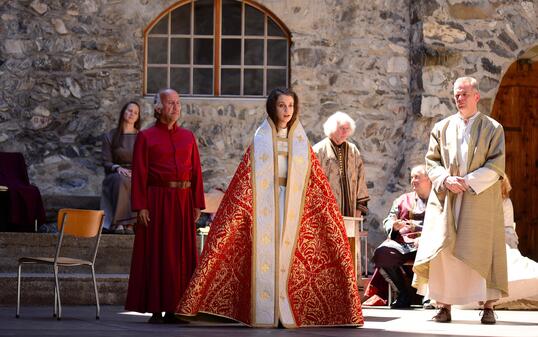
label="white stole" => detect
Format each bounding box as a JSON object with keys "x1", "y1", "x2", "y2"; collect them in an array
[{"x1": 251, "y1": 118, "x2": 310, "y2": 327}]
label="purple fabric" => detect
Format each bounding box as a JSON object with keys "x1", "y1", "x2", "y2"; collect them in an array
[{"x1": 0, "y1": 152, "x2": 45, "y2": 231}]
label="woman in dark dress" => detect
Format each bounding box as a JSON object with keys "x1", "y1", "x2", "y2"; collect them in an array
[{"x1": 101, "y1": 101, "x2": 141, "y2": 234}]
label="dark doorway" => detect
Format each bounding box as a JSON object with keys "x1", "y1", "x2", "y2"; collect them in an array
[{"x1": 491, "y1": 52, "x2": 538, "y2": 261}]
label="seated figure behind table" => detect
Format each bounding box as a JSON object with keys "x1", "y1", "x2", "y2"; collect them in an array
[
  {"x1": 313, "y1": 111, "x2": 370, "y2": 218},
  {"x1": 365, "y1": 164, "x2": 432, "y2": 308},
  {"x1": 100, "y1": 101, "x2": 141, "y2": 234}
]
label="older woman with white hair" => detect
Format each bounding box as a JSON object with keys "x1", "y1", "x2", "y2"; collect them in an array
[{"x1": 313, "y1": 111, "x2": 369, "y2": 217}]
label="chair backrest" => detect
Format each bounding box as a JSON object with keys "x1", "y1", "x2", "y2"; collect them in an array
[
  {"x1": 57, "y1": 209, "x2": 105, "y2": 238},
  {"x1": 55, "y1": 209, "x2": 105, "y2": 264}
]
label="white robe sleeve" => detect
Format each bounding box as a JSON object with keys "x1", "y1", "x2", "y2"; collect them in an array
[
  {"x1": 463, "y1": 167, "x2": 499, "y2": 195},
  {"x1": 429, "y1": 166, "x2": 449, "y2": 192}
]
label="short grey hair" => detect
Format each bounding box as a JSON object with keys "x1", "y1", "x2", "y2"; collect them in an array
[
  {"x1": 410, "y1": 164, "x2": 427, "y2": 177},
  {"x1": 453, "y1": 76, "x2": 478, "y2": 91},
  {"x1": 323, "y1": 111, "x2": 356, "y2": 137}
]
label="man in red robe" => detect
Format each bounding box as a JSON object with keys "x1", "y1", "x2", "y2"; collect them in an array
[{"x1": 125, "y1": 89, "x2": 205, "y2": 323}]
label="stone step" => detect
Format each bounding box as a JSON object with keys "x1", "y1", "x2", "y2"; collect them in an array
[
  {"x1": 0, "y1": 273, "x2": 128, "y2": 305},
  {"x1": 42, "y1": 195, "x2": 101, "y2": 223},
  {"x1": 0, "y1": 231, "x2": 204, "y2": 307},
  {"x1": 0, "y1": 232, "x2": 134, "y2": 274}
]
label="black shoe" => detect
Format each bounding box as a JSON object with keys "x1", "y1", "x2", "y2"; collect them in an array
[
  {"x1": 148, "y1": 313, "x2": 163, "y2": 324},
  {"x1": 163, "y1": 312, "x2": 189, "y2": 324},
  {"x1": 390, "y1": 296, "x2": 411, "y2": 309}
]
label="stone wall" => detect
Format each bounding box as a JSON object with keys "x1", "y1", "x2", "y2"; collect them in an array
[{"x1": 1, "y1": 0, "x2": 537, "y2": 253}]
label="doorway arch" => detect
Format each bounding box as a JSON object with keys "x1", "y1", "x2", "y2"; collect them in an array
[{"x1": 491, "y1": 46, "x2": 538, "y2": 261}]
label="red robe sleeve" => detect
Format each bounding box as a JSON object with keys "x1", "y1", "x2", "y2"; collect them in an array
[
  {"x1": 190, "y1": 133, "x2": 206, "y2": 210},
  {"x1": 131, "y1": 131, "x2": 148, "y2": 211}
]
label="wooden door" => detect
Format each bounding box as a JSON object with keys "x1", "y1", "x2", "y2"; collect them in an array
[{"x1": 491, "y1": 61, "x2": 538, "y2": 261}]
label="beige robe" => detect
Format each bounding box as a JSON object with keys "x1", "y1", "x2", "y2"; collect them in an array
[
  {"x1": 413, "y1": 112, "x2": 508, "y2": 303},
  {"x1": 313, "y1": 137, "x2": 369, "y2": 217}
]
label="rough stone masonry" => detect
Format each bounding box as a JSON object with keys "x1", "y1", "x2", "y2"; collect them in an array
[{"x1": 0, "y1": 0, "x2": 537, "y2": 257}]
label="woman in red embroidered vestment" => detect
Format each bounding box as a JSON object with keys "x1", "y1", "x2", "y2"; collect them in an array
[{"x1": 177, "y1": 88, "x2": 363, "y2": 328}]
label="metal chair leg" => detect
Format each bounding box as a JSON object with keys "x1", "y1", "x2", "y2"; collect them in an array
[
  {"x1": 16, "y1": 264, "x2": 21, "y2": 318},
  {"x1": 388, "y1": 283, "x2": 392, "y2": 307},
  {"x1": 53, "y1": 281, "x2": 57, "y2": 317},
  {"x1": 54, "y1": 265, "x2": 61, "y2": 320},
  {"x1": 91, "y1": 265, "x2": 100, "y2": 319}
]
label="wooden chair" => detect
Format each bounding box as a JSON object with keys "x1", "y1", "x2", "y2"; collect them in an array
[
  {"x1": 197, "y1": 191, "x2": 224, "y2": 254},
  {"x1": 16, "y1": 209, "x2": 105, "y2": 320}
]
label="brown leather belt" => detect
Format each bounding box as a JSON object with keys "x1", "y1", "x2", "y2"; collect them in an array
[
  {"x1": 150, "y1": 180, "x2": 191, "y2": 189},
  {"x1": 278, "y1": 177, "x2": 287, "y2": 187}
]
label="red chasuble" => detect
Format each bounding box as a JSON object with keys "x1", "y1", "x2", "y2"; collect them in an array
[
  {"x1": 125, "y1": 122, "x2": 205, "y2": 313},
  {"x1": 177, "y1": 119, "x2": 363, "y2": 327}
]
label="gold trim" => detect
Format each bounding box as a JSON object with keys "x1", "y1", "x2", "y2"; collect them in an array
[
  {"x1": 250, "y1": 141, "x2": 257, "y2": 323},
  {"x1": 281, "y1": 159, "x2": 310, "y2": 328},
  {"x1": 282, "y1": 119, "x2": 299, "y2": 236},
  {"x1": 267, "y1": 118, "x2": 281, "y2": 327},
  {"x1": 277, "y1": 151, "x2": 287, "y2": 156},
  {"x1": 279, "y1": 120, "x2": 305, "y2": 328}
]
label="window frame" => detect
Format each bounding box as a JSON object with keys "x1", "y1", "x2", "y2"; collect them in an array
[{"x1": 143, "y1": 0, "x2": 292, "y2": 97}]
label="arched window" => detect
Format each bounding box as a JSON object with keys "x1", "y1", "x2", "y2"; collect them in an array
[{"x1": 144, "y1": 0, "x2": 291, "y2": 97}]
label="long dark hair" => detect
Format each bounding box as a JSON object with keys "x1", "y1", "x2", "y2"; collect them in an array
[
  {"x1": 266, "y1": 87, "x2": 299, "y2": 129},
  {"x1": 111, "y1": 101, "x2": 141, "y2": 150}
]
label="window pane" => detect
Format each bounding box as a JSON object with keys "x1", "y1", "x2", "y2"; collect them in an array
[
  {"x1": 222, "y1": 0, "x2": 241, "y2": 36},
  {"x1": 147, "y1": 37, "x2": 168, "y2": 64},
  {"x1": 193, "y1": 38, "x2": 213, "y2": 65},
  {"x1": 267, "y1": 40, "x2": 287, "y2": 66},
  {"x1": 149, "y1": 15, "x2": 168, "y2": 35},
  {"x1": 147, "y1": 67, "x2": 167, "y2": 94},
  {"x1": 171, "y1": 4, "x2": 190, "y2": 34},
  {"x1": 221, "y1": 69, "x2": 240, "y2": 95},
  {"x1": 221, "y1": 39, "x2": 241, "y2": 65},
  {"x1": 244, "y1": 69, "x2": 263, "y2": 95},
  {"x1": 170, "y1": 38, "x2": 190, "y2": 64},
  {"x1": 245, "y1": 5, "x2": 264, "y2": 36},
  {"x1": 244, "y1": 39, "x2": 263, "y2": 65},
  {"x1": 193, "y1": 68, "x2": 213, "y2": 95},
  {"x1": 194, "y1": 0, "x2": 213, "y2": 35},
  {"x1": 170, "y1": 68, "x2": 190, "y2": 95},
  {"x1": 266, "y1": 69, "x2": 287, "y2": 95},
  {"x1": 268, "y1": 18, "x2": 284, "y2": 37}
]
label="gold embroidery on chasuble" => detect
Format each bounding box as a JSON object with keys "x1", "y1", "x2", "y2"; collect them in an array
[
  {"x1": 176, "y1": 147, "x2": 255, "y2": 324},
  {"x1": 277, "y1": 121, "x2": 310, "y2": 328},
  {"x1": 253, "y1": 119, "x2": 277, "y2": 326},
  {"x1": 285, "y1": 151, "x2": 364, "y2": 326},
  {"x1": 177, "y1": 120, "x2": 364, "y2": 327}
]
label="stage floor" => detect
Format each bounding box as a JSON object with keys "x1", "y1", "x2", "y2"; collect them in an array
[{"x1": 1, "y1": 305, "x2": 537, "y2": 337}]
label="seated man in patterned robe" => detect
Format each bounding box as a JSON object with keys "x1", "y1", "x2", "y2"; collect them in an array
[{"x1": 365, "y1": 165, "x2": 431, "y2": 308}]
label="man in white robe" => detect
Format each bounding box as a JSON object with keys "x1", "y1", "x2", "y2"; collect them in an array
[{"x1": 413, "y1": 77, "x2": 507, "y2": 324}]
